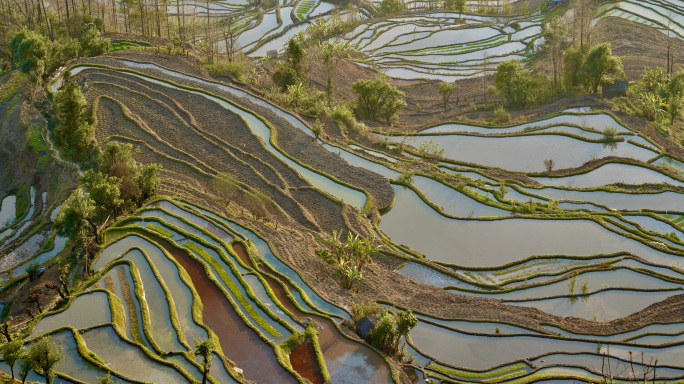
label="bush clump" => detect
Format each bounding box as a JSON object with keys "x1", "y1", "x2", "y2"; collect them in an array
[{"x1": 493, "y1": 105, "x2": 510, "y2": 123}]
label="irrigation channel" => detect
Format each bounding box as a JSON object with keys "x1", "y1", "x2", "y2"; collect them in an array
[{"x1": 26, "y1": 58, "x2": 684, "y2": 383}]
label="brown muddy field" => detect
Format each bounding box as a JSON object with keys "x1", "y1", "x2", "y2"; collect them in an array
[{"x1": 146, "y1": 231, "x2": 299, "y2": 384}]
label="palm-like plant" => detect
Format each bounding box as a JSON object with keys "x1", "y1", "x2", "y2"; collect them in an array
[
  {"x1": 320, "y1": 231, "x2": 381, "y2": 291},
  {"x1": 639, "y1": 92, "x2": 665, "y2": 121}
]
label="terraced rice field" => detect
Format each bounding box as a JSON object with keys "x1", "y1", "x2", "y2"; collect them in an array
[
  {"x1": 347, "y1": 13, "x2": 543, "y2": 80},
  {"x1": 295, "y1": 0, "x2": 318, "y2": 20},
  {"x1": 14, "y1": 46, "x2": 680, "y2": 382},
  {"x1": 596, "y1": 0, "x2": 684, "y2": 37},
  {"x1": 8, "y1": 1, "x2": 684, "y2": 382}
]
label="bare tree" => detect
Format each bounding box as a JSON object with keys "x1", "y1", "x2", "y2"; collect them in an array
[
  {"x1": 223, "y1": 17, "x2": 238, "y2": 62},
  {"x1": 155, "y1": 0, "x2": 161, "y2": 36},
  {"x1": 572, "y1": 0, "x2": 593, "y2": 50},
  {"x1": 482, "y1": 52, "x2": 490, "y2": 104},
  {"x1": 1, "y1": 321, "x2": 12, "y2": 342},
  {"x1": 667, "y1": 11, "x2": 675, "y2": 75},
  {"x1": 22, "y1": 292, "x2": 43, "y2": 314},
  {"x1": 544, "y1": 158, "x2": 554, "y2": 173},
  {"x1": 543, "y1": 15, "x2": 569, "y2": 88}
]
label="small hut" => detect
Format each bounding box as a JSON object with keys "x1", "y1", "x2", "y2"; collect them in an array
[
  {"x1": 602, "y1": 80, "x2": 629, "y2": 98},
  {"x1": 356, "y1": 316, "x2": 378, "y2": 340}
]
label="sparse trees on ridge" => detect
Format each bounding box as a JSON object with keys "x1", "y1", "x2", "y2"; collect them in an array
[{"x1": 438, "y1": 81, "x2": 458, "y2": 110}]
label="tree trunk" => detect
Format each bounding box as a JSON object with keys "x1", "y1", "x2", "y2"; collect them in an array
[
  {"x1": 111, "y1": 0, "x2": 116, "y2": 30},
  {"x1": 60, "y1": 275, "x2": 70, "y2": 296},
  {"x1": 86, "y1": 217, "x2": 100, "y2": 244},
  {"x1": 177, "y1": 0, "x2": 182, "y2": 41},
  {"x1": 139, "y1": 0, "x2": 145, "y2": 35},
  {"x1": 43, "y1": 0, "x2": 54, "y2": 40},
  {"x1": 2, "y1": 322, "x2": 11, "y2": 342},
  {"x1": 155, "y1": 0, "x2": 161, "y2": 36}
]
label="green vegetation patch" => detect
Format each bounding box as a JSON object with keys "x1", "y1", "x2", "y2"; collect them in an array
[
  {"x1": 145, "y1": 223, "x2": 174, "y2": 238},
  {"x1": 183, "y1": 241, "x2": 283, "y2": 338},
  {"x1": 0, "y1": 71, "x2": 27, "y2": 101},
  {"x1": 428, "y1": 361, "x2": 526, "y2": 379},
  {"x1": 26, "y1": 124, "x2": 53, "y2": 169}
]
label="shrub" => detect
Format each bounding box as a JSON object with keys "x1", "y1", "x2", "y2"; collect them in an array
[
  {"x1": 351, "y1": 301, "x2": 381, "y2": 324},
  {"x1": 311, "y1": 119, "x2": 324, "y2": 140},
  {"x1": 79, "y1": 25, "x2": 110, "y2": 57},
  {"x1": 329, "y1": 105, "x2": 358, "y2": 131},
  {"x1": 642, "y1": 67, "x2": 668, "y2": 94},
  {"x1": 493, "y1": 105, "x2": 510, "y2": 123},
  {"x1": 352, "y1": 76, "x2": 406, "y2": 125},
  {"x1": 639, "y1": 92, "x2": 665, "y2": 121},
  {"x1": 567, "y1": 273, "x2": 578, "y2": 294},
  {"x1": 272, "y1": 67, "x2": 300, "y2": 91},
  {"x1": 395, "y1": 173, "x2": 414, "y2": 185},
  {"x1": 418, "y1": 140, "x2": 444, "y2": 158},
  {"x1": 602, "y1": 126, "x2": 618, "y2": 141},
  {"x1": 26, "y1": 263, "x2": 40, "y2": 282},
  {"x1": 11, "y1": 29, "x2": 52, "y2": 77},
  {"x1": 205, "y1": 56, "x2": 251, "y2": 81},
  {"x1": 377, "y1": 0, "x2": 406, "y2": 16},
  {"x1": 544, "y1": 158, "x2": 554, "y2": 172}
]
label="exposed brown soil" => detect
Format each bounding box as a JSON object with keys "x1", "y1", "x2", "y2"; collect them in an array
[
  {"x1": 78, "y1": 52, "x2": 395, "y2": 235},
  {"x1": 593, "y1": 17, "x2": 684, "y2": 82}
]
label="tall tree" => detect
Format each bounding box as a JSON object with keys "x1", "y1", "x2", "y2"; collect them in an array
[
  {"x1": 194, "y1": 338, "x2": 215, "y2": 384},
  {"x1": 25, "y1": 336, "x2": 63, "y2": 384},
  {"x1": 578, "y1": 43, "x2": 625, "y2": 94},
  {"x1": 571, "y1": 0, "x2": 593, "y2": 50},
  {"x1": 318, "y1": 39, "x2": 351, "y2": 107},
  {"x1": 666, "y1": 11, "x2": 675, "y2": 75},
  {"x1": 55, "y1": 70, "x2": 95, "y2": 158},
  {"x1": 1, "y1": 340, "x2": 25, "y2": 380},
  {"x1": 668, "y1": 71, "x2": 684, "y2": 124},
  {"x1": 438, "y1": 81, "x2": 457, "y2": 110},
  {"x1": 542, "y1": 15, "x2": 569, "y2": 88}
]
